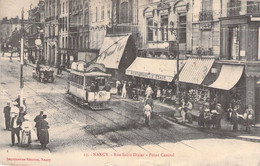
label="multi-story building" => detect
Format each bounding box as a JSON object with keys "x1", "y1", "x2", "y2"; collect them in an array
[
  {"x1": 0, "y1": 17, "x2": 21, "y2": 52},
  {"x1": 217, "y1": 0, "x2": 260, "y2": 122},
  {"x1": 68, "y1": 0, "x2": 92, "y2": 66},
  {"x1": 96, "y1": 0, "x2": 138, "y2": 80},
  {"x1": 59, "y1": 0, "x2": 69, "y2": 67},
  {"x1": 28, "y1": 2, "x2": 44, "y2": 63},
  {"x1": 44, "y1": 0, "x2": 60, "y2": 66}
]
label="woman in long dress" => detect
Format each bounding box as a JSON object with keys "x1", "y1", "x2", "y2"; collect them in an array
[{"x1": 39, "y1": 114, "x2": 50, "y2": 149}]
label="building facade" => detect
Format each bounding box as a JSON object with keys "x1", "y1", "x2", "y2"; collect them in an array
[{"x1": 44, "y1": 0, "x2": 60, "y2": 66}]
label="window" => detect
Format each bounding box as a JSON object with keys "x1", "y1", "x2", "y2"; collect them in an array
[
  {"x1": 161, "y1": 15, "x2": 168, "y2": 41},
  {"x1": 62, "y1": 37, "x2": 64, "y2": 48},
  {"x1": 65, "y1": 37, "x2": 67, "y2": 48},
  {"x1": 229, "y1": 26, "x2": 240, "y2": 60},
  {"x1": 107, "y1": 4, "x2": 110, "y2": 20},
  {"x1": 63, "y1": 2, "x2": 64, "y2": 13},
  {"x1": 120, "y1": 1, "x2": 128, "y2": 23},
  {"x1": 101, "y1": 6, "x2": 104, "y2": 20},
  {"x1": 179, "y1": 15, "x2": 186, "y2": 43},
  {"x1": 202, "y1": 0, "x2": 212, "y2": 11},
  {"x1": 147, "y1": 18, "x2": 153, "y2": 41},
  {"x1": 96, "y1": 7, "x2": 98, "y2": 22}
]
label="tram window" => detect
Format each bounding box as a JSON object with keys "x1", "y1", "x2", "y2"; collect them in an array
[
  {"x1": 98, "y1": 77, "x2": 105, "y2": 86},
  {"x1": 85, "y1": 77, "x2": 91, "y2": 86}
]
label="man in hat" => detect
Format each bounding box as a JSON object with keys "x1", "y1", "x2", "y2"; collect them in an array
[
  {"x1": 34, "y1": 111, "x2": 44, "y2": 140},
  {"x1": 39, "y1": 114, "x2": 49, "y2": 149},
  {"x1": 10, "y1": 112, "x2": 22, "y2": 146},
  {"x1": 3, "y1": 102, "x2": 11, "y2": 130}
]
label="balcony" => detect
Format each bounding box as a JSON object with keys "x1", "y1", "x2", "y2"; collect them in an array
[
  {"x1": 247, "y1": 1, "x2": 260, "y2": 14},
  {"x1": 199, "y1": 11, "x2": 213, "y2": 21},
  {"x1": 106, "y1": 24, "x2": 138, "y2": 35},
  {"x1": 227, "y1": 1, "x2": 241, "y2": 17}
]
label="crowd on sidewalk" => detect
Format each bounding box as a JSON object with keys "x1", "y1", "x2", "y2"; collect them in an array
[
  {"x1": 3, "y1": 96, "x2": 50, "y2": 149},
  {"x1": 114, "y1": 79, "x2": 257, "y2": 133}
]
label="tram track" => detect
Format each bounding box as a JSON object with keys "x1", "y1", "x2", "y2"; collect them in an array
[{"x1": 14, "y1": 63, "x2": 200, "y2": 153}]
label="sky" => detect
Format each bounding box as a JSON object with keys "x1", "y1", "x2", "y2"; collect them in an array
[{"x1": 0, "y1": 0, "x2": 39, "y2": 20}]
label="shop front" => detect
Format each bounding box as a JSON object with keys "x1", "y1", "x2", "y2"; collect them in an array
[
  {"x1": 96, "y1": 34, "x2": 136, "y2": 81},
  {"x1": 209, "y1": 64, "x2": 246, "y2": 112},
  {"x1": 179, "y1": 57, "x2": 216, "y2": 109},
  {"x1": 125, "y1": 57, "x2": 185, "y2": 102}
]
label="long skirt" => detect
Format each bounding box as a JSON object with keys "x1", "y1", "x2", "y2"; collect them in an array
[{"x1": 39, "y1": 129, "x2": 49, "y2": 145}]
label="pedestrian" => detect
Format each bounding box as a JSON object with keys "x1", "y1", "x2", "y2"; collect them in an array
[
  {"x1": 121, "y1": 81, "x2": 127, "y2": 98},
  {"x1": 20, "y1": 112, "x2": 32, "y2": 146},
  {"x1": 215, "y1": 103, "x2": 223, "y2": 129},
  {"x1": 198, "y1": 106, "x2": 205, "y2": 128},
  {"x1": 156, "y1": 87, "x2": 161, "y2": 100},
  {"x1": 204, "y1": 108, "x2": 211, "y2": 129},
  {"x1": 10, "y1": 113, "x2": 22, "y2": 146},
  {"x1": 3, "y1": 102, "x2": 11, "y2": 130},
  {"x1": 116, "y1": 80, "x2": 121, "y2": 95},
  {"x1": 179, "y1": 99, "x2": 186, "y2": 123},
  {"x1": 15, "y1": 95, "x2": 21, "y2": 107},
  {"x1": 39, "y1": 114, "x2": 50, "y2": 149},
  {"x1": 145, "y1": 95, "x2": 154, "y2": 110},
  {"x1": 145, "y1": 85, "x2": 153, "y2": 99},
  {"x1": 244, "y1": 105, "x2": 255, "y2": 132},
  {"x1": 230, "y1": 106, "x2": 239, "y2": 131},
  {"x1": 185, "y1": 100, "x2": 193, "y2": 124},
  {"x1": 34, "y1": 111, "x2": 44, "y2": 141},
  {"x1": 227, "y1": 104, "x2": 233, "y2": 121}
]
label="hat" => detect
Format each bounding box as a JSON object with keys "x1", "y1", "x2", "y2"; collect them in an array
[
  {"x1": 205, "y1": 108, "x2": 210, "y2": 112},
  {"x1": 217, "y1": 103, "x2": 221, "y2": 107},
  {"x1": 7, "y1": 102, "x2": 10, "y2": 105}
]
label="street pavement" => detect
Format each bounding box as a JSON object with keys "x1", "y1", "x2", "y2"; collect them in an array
[{"x1": 0, "y1": 54, "x2": 260, "y2": 166}]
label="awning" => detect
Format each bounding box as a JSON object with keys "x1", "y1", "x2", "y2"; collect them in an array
[
  {"x1": 96, "y1": 34, "x2": 130, "y2": 69},
  {"x1": 125, "y1": 57, "x2": 185, "y2": 82},
  {"x1": 179, "y1": 58, "x2": 215, "y2": 85},
  {"x1": 209, "y1": 65, "x2": 244, "y2": 90}
]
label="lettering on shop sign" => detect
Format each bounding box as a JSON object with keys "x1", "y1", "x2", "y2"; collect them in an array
[{"x1": 127, "y1": 71, "x2": 171, "y2": 82}]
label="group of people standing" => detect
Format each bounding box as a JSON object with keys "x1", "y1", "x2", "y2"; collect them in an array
[
  {"x1": 198, "y1": 102, "x2": 255, "y2": 132},
  {"x1": 3, "y1": 97, "x2": 50, "y2": 149}
]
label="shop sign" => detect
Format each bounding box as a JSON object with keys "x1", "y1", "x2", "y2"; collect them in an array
[
  {"x1": 126, "y1": 70, "x2": 172, "y2": 82},
  {"x1": 88, "y1": 91, "x2": 110, "y2": 102}
]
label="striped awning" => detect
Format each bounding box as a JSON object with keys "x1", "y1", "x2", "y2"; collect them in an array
[
  {"x1": 179, "y1": 58, "x2": 215, "y2": 85},
  {"x1": 209, "y1": 65, "x2": 244, "y2": 90}
]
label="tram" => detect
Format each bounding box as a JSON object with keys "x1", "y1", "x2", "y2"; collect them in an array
[{"x1": 66, "y1": 61, "x2": 111, "y2": 110}]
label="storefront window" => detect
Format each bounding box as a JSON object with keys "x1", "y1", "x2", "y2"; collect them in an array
[{"x1": 230, "y1": 27, "x2": 240, "y2": 60}]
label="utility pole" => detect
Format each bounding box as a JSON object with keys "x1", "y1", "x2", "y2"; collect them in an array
[
  {"x1": 174, "y1": 18, "x2": 180, "y2": 105},
  {"x1": 20, "y1": 8, "x2": 24, "y2": 110}
]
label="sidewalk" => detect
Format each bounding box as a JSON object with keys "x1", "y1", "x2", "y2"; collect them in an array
[
  {"x1": 112, "y1": 94, "x2": 260, "y2": 142},
  {"x1": 25, "y1": 60, "x2": 260, "y2": 142}
]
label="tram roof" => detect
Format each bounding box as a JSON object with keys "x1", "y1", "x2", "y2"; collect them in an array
[{"x1": 70, "y1": 70, "x2": 111, "y2": 77}]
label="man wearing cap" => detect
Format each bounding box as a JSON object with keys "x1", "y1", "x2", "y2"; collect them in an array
[
  {"x1": 34, "y1": 111, "x2": 44, "y2": 140},
  {"x1": 3, "y1": 102, "x2": 11, "y2": 130}
]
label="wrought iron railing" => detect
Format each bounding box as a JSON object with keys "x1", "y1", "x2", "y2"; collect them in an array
[
  {"x1": 199, "y1": 11, "x2": 213, "y2": 21},
  {"x1": 247, "y1": 1, "x2": 260, "y2": 14}
]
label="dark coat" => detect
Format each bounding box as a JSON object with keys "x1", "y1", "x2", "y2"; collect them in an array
[
  {"x1": 3, "y1": 106, "x2": 11, "y2": 119},
  {"x1": 39, "y1": 119, "x2": 49, "y2": 145},
  {"x1": 34, "y1": 115, "x2": 43, "y2": 128}
]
